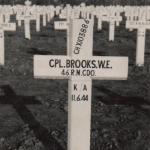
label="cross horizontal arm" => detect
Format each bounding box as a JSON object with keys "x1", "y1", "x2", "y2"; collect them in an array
[
  {"x1": 0, "y1": 23, "x2": 16, "y2": 31},
  {"x1": 126, "y1": 21, "x2": 150, "y2": 29},
  {"x1": 34, "y1": 55, "x2": 128, "y2": 80}
]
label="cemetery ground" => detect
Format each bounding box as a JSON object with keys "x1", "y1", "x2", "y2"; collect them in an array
[{"x1": 0, "y1": 17, "x2": 150, "y2": 150}]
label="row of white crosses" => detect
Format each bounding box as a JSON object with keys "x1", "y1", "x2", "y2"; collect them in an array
[
  {"x1": 94, "y1": 6, "x2": 124, "y2": 41},
  {"x1": 56, "y1": 4, "x2": 124, "y2": 41},
  {"x1": 34, "y1": 17, "x2": 128, "y2": 150},
  {"x1": 0, "y1": 2, "x2": 145, "y2": 150},
  {"x1": 0, "y1": 0, "x2": 58, "y2": 65},
  {"x1": 0, "y1": 1, "x2": 150, "y2": 66},
  {"x1": 14, "y1": 1, "x2": 53, "y2": 39},
  {"x1": 55, "y1": 5, "x2": 150, "y2": 66},
  {"x1": 13, "y1": 1, "x2": 56, "y2": 39},
  {"x1": 55, "y1": 5, "x2": 120, "y2": 43},
  {"x1": 2, "y1": 1, "x2": 149, "y2": 47}
]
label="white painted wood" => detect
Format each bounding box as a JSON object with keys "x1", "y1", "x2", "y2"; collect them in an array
[
  {"x1": 25, "y1": 19, "x2": 30, "y2": 39},
  {"x1": 34, "y1": 18, "x2": 128, "y2": 150},
  {"x1": 34, "y1": 56, "x2": 128, "y2": 80},
  {"x1": 136, "y1": 28, "x2": 146, "y2": 66},
  {"x1": 126, "y1": 20, "x2": 150, "y2": 66},
  {"x1": 4, "y1": 14, "x2": 10, "y2": 23},
  {"x1": 42, "y1": 14, "x2": 46, "y2": 27},
  {"x1": 109, "y1": 21, "x2": 115, "y2": 41},
  {"x1": 36, "y1": 14, "x2": 40, "y2": 32},
  {"x1": 97, "y1": 17, "x2": 102, "y2": 31},
  {"x1": 18, "y1": 20, "x2": 22, "y2": 26},
  {"x1": 54, "y1": 21, "x2": 67, "y2": 30},
  {"x1": 17, "y1": 14, "x2": 36, "y2": 39},
  {"x1": 0, "y1": 23, "x2": 16, "y2": 31},
  {"x1": 25, "y1": 0, "x2": 32, "y2": 6},
  {"x1": 0, "y1": 23, "x2": 16, "y2": 65},
  {"x1": 0, "y1": 30, "x2": 4, "y2": 65}
]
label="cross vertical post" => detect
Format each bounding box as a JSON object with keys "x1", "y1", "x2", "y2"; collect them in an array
[
  {"x1": 36, "y1": 13, "x2": 40, "y2": 32},
  {"x1": 125, "y1": 19, "x2": 149, "y2": 66},
  {"x1": 67, "y1": 18, "x2": 93, "y2": 150},
  {"x1": 136, "y1": 27, "x2": 146, "y2": 66},
  {"x1": 0, "y1": 23, "x2": 16, "y2": 65},
  {"x1": 109, "y1": 20, "x2": 115, "y2": 41},
  {"x1": 34, "y1": 18, "x2": 128, "y2": 150},
  {"x1": 0, "y1": 29, "x2": 4, "y2": 65}
]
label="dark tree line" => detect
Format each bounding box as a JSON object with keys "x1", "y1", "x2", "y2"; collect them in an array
[{"x1": 0, "y1": 0, "x2": 149, "y2": 5}]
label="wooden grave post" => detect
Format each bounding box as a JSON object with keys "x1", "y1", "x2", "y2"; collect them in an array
[
  {"x1": 34, "y1": 18, "x2": 128, "y2": 150},
  {"x1": 126, "y1": 8, "x2": 149, "y2": 66},
  {"x1": 16, "y1": 0, "x2": 36, "y2": 39},
  {"x1": 0, "y1": 22, "x2": 16, "y2": 65}
]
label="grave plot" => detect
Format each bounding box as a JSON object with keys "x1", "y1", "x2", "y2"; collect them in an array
[{"x1": 0, "y1": 3, "x2": 150, "y2": 150}]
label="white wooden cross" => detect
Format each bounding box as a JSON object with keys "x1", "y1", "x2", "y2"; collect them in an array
[
  {"x1": 107, "y1": 6, "x2": 122, "y2": 41},
  {"x1": 125, "y1": 8, "x2": 149, "y2": 66},
  {"x1": 96, "y1": 6, "x2": 106, "y2": 31},
  {"x1": 34, "y1": 18, "x2": 128, "y2": 150},
  {"x1": 80, "y1": 3, "x2": 87, "y2": 19},
  {"x1": 97, "y1": 13, "x2": 102, "y2": 30},
  {"x1": 54, "y1": 6, "x2": 70, "y2": 30},
  {"x1": 2, "y1": 6, "x2": 13, "y2": 23},
  {"x1": 35, "y1": 7, "x2": 41, "y2": 32},
  {"x1": 32, "y1": 6, "x2": 42, "y2": 32},
  {"x1": 42, "y1": 6, "x2": 47, "y2": 27},
  {"x1": 54, "y1": 5, "x2": 75, "y2": 53},
  {"x1": 96, "y1": 6, "x2": 122, "y2": 41},
  {"x1": 47, "y1": 5, "x2": 55, "y2": 23},
  {"x1": 0, "y1": 22, "x2": 16, "y2": 65},
  {"x1": 59, "y1": 8, "x2": 67, "y2": 19},
  {"x1": 16, "y1": 0, "x2": 36, "y2": 39},
  {"x1": 58, "y1": 4, "x2": 79, "y2": 20},
  {"x1": 55, "y1": 5, "x2": 61, "y2": 16},
  {"x1": 54, "y1": 21, "x2": 67, "y2": 30},
  {"x1": 13, "y1": 5, "x2": 23, "y2": 27}
]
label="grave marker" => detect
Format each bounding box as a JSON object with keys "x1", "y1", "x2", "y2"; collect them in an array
[
  {"x1": 17, "y1": 12, "x2": 36, "y2": 39},
  {"x1": 54, "y1": 21, "x2": 67, "y2": 30},
  {"x1": 32, "y1": 6, "x2": 41, "y2": 32},
  {"x1": 36, "y1": 12, "x2": 40, "y2": 32},
  {"x1": 108, "y1": 8, "x2": 122, "y2": 41},
  {"x1": 42, "y1": 11, "x2": 47, "y2": 27},
  {"x1": 0, "y1": 22, "x2": 16, "y2": 65},
  {"x1": 2, "y1": 6, "x2": 13, "y2": 23},
  {"x1": 97, "y1": 16, "x2": 102, "y2": 31},
  {"x1": 16, "y1": 0, "x2": 36, "y2": 39},
  {"x1": 34, "y1": 18, "x2": 128, "y2": 150},
  {"x1": 48, "y1": 6, "x2": 55, "y2": 22},
  {"x1": 126, "y1": 20, "x2": 150, "y2": 66},
  {"x1": 54, "y1": 5, "x2": 74, "y2": 54},
  {"x1": 96, "y1": 6, "x2": 122, "y2": 41},
  {"x1": 14, "y1": 5, "x2": 23, "y2": 27}
]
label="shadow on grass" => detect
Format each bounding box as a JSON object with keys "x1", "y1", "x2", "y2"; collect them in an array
[
  {"x1": 95, "y1": 85, "x2": 150, "y2": 106},
  {"x1": 28, "y1": 47, "x2": 53, "y2": 55},
  {"x1": 0, "y1": 85, "x2": 64, "y2": 150}
]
